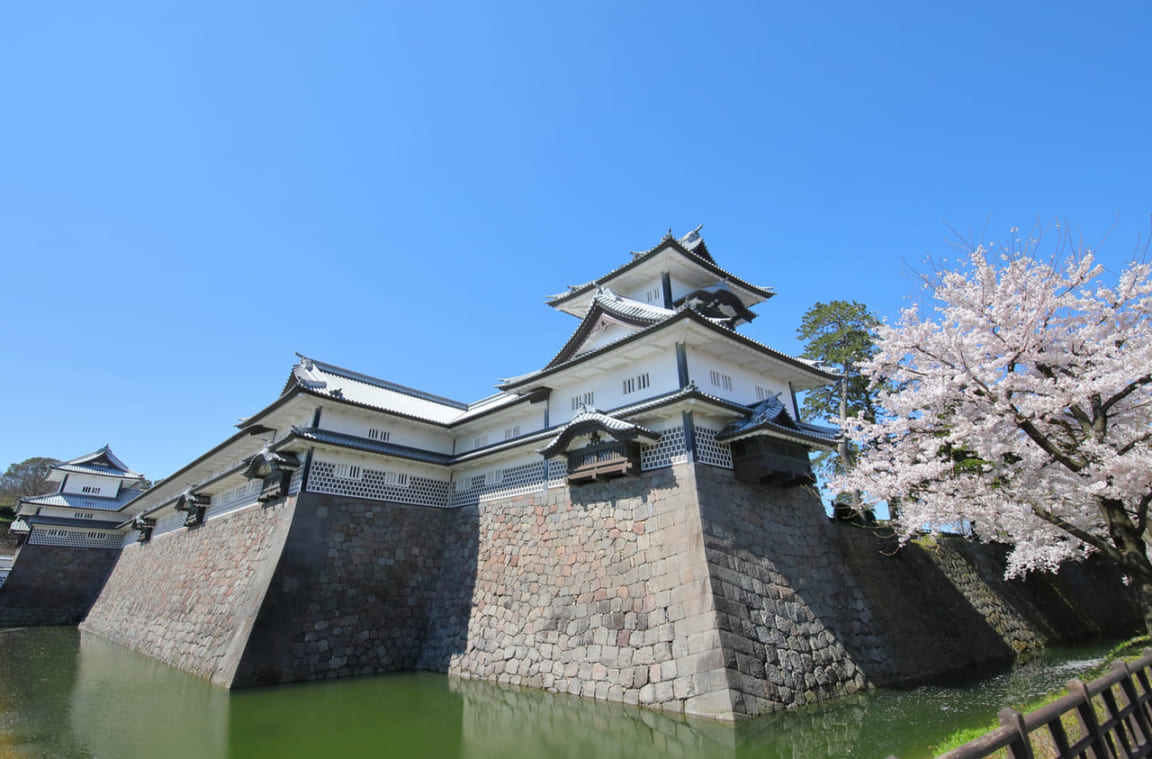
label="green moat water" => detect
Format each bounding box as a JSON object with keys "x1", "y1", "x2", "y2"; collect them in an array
[{"x1": 0, "y1": 628, "x2": 1114, "y2": 759}]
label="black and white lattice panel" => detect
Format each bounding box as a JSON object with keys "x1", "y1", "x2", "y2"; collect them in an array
[
  {"x1": 640, "y1": 425, "x2": 688, "y2": 470},
  {"x1": 307, "y1": 460, "x2": 451, "y2": 508},
  {"x1": 694, "y1": 426, "x2": 734, "y2": 468},
  {"x1": 28, "y1": 528, "x2": 124, "y2": 549}
]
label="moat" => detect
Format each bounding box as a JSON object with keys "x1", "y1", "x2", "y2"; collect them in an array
[{"x1": 0, "y1": 627, "x2": 1117, "y2": 759}]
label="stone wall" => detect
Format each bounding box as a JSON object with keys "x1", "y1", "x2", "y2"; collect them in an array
[
  {"x1": 694, "y1": 465, "x2": 870, "y2": 715},
  {"x1": 694, "y1": 465, "x2": 1141, "y2": 716},
  {"x1": 444, "y1": 463, "x2": 739, "y2": 718},
  {"x1": 69, "y1": 458, "x2": 1143, "y2": 722},
  {"x1": 0, "y1": 544, "x2": 121, "y2": 627},
  {"x1": 233, "y1": 491, "x2": 457, "y2": 685},
  {"x1": 80, "y1": 498, "x2": 297, "y2": 685}
]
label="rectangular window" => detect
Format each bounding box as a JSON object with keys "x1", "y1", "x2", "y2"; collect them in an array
[
  {"x1": 333, "y1": 463, "x2": 362, "y2": 480},
  {"x1": 622, "y1": 372, "x2": 650, "y2": 395},
  {"x1": 81, "y1": 485, "x2": 101, "y2": 494},
  {"x1": 710, "y1": 370, "x2": 733, "y2": 391},
  {"x1": 646, "y1": 285, "x2": 663, "y2": 304},
  {"x1": 570, "y1": 392, "x2": 594, "y2": 410},
  {"x1": 504, "y1": 425, "x2": 520, "y2": 439},
  {"x1": 367, "y1": 428, "x2": 390, "y2": 442},
  {"x1": 474, "y1": 435, "x2": 489, "y2": 449},
  {"x1": 78, "y1": 513, "x2": 94, "y2": 520},
  {"x1": 383, "y1": 471, "x2": 410, "y2": 487},
  {"x1": 755, "y1": 385, "x2": 772, "y2": 401}
]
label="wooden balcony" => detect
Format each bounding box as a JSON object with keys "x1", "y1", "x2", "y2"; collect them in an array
[
  {"x1": 566, "y1": 441, "x2": 642, "y2": 485},
  {"x1": 729, "y1": 437, "x2": 815, "y2": 486}
]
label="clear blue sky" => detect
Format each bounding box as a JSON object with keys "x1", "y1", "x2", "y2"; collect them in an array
[{"x1": 2, "y1": 1, "x2": 1149, "y2": 482}]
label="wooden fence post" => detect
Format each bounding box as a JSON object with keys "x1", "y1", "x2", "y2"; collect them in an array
[
  {"x1": 1067, "y1": 678, "x2": 1109, "y2": 758},
  {"x1": 998, "y1": 707, "x2": 1035, "y2": 759}
]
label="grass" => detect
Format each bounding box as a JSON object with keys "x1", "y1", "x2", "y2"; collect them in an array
[{"x1": 931, "y1": 635, "x2": 1151, "y2": 756}]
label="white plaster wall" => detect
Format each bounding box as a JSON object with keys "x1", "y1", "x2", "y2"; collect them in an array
[
  {"x1": 36, "y1": 507, "x2": 104, "y2": 520},
  {"x1": 319, "y1": 407, "x2": 453, "y2": 454},
  {"x1": 309, "y1": 450, "x2": 445, "y2": 485},
  {"x1": 618, "y1": 281, "x2": 666, "y2": 306},
  {"x1": 683, "y1": 345, "x2": 792, "y2": 408},
  {"x1": 580, "y1": 321, "x2": 637, "y2": 355},
  {"x1": 550, "y1": 352, "x2": 680, "y2": 427},
  {"x1": 61, "y1": 473, "x2": 121, "y2": 498},
  {"x1": 450, "y1": 404, "x2": 547, "y2": 453}
]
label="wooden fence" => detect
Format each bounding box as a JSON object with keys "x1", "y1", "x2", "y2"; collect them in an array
[{"x1": 890, "y1": 649, "x2": 1152, "y2": 759}]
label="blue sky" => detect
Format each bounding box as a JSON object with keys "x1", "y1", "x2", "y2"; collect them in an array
[{"x1": 2, "y1": 2, "x2": 1149, "y2": 482}]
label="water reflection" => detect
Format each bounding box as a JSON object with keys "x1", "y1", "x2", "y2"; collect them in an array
[{"x1": 0, "y1": 628, "x2": 1115, "y2": 759}]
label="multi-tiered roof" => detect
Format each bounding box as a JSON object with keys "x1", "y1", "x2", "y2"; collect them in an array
[
  {"x1": 119, "y1": 227, "x2": 841, "y2": 535},
  {"x1": 11, "y1": 446, "x2": 148, "y2": 546}
]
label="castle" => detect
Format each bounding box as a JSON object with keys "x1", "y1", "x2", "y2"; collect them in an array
[{"x1": 3, "y1": 228, "x2": 1139, "y2": 720}]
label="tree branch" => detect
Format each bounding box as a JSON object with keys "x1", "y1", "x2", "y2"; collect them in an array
[
  {"x1": 1102, "y1": 373, "x2": 1152, "y2": 415},
  {"x1": 1030, "y1": 504, "x2": 1119, "y2": 561},
  {"x1": 1016, "y1": 418, "x2": 1085, "y2": 472}
]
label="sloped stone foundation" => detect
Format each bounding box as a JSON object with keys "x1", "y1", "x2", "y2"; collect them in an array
[{"x1": 76, "y1": 462, "x2": 1141, "y2": 720}]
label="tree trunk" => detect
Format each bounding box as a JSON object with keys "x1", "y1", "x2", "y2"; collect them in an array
[{"x1": 1100, "y1": 497, "x2": 1152, "y2": 635}]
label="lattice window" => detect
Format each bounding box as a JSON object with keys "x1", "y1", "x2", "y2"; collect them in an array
[
  {"x1": 570, "y1": 392, "x2": 594, "y2": 410},
  {"x1": 646, "y1": 285, "x2": 662, "y2": 304},
  {"x1": 449, "y1": 459, "x2": 550, "y2": 507},
  {"x1": 367, "y1": 428, "x2": 390, "y2": 442},
  {"x1": 641, "y1": 425, "x2": 687, "y2": 470},
  {"x1": 547, "y1": 458, "x2": 566, "y2": 488},
  {"x1": 151, "y1": 511, "x2": 187, "y2": 540},
  {"x1": 307, "y1": 460, "x2": 450, "y2": 508},
  {"x1": 755, "y1": 385, "x2": 772, "y2": 401},
  {"x1": 709, "y1": 370, "x2": 733, "y2": 391},
  {"x1": 28, "y1": 527, "x2": 123, "y2": 549},
  {"x1": 333, "y1": 463, "x2": 362, "y2": 480},
  {"x1": 204, "y1": 482, "x2": 261, "y2": 521},
  {"x1": 504, "y1": 425, "x2": 520, "y2": 439},
  {"x1": 474, "y1": 435, "x2": 488, "y2": 449},
  {"x1": 82, "y1": 485, "x2": 102, "y2": 494},
  {"x1": 695, "y1": 426, "x2": 734, "y2": 468},
  {"x1": 623, "y1": 373, "x2": 650, "y2": 395},
  {"x1": 383, "y1": 471, "x2": 410, "y2": 487}
]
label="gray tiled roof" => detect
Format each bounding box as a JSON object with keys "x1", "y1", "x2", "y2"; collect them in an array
[
  {"x1": 538, "y1": 407, "x2": 660, "y2": 457},
  {"x1": 717, "y1": 397, "x2": 840, "y2": 446},
  {"x1": 19, "y1": 489, "x2": 147, "y2": 512},
  {"x1": 288, "y1": 356, "x2": 468, "y2": 425},
  {"x1": 592, "y1": 289, "x2": 676, "y2": 322},
  {"x1": 53, "y1": 463, "x2": 143, "y2": 479},
  {"x1": 546, "y1": 228, "x2": 773, "y2": 307},
  {"x1": 500, "y1": 309, "x2": 839, "y2": 391},
  {"x1": 290, "y1": 426, "x2": 454, "y2": 465},
  {"x1": 60, "y1": 445, "x2": 143, "y2": 478},
  {"x1": 26, "y1": 515, "x2": 122, "y2": 530}
]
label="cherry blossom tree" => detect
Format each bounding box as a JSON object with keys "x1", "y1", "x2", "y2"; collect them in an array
[{"x1": 831, "y1": 229, "x2": 1152, "y2": 631}]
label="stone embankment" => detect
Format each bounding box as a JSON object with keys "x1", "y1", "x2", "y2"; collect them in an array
[{"x1": 64, "y1": 461, "x2": 1141, "y2": 720}]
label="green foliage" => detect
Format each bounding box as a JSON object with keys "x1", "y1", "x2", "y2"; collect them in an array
[
  {"x1": 932, "y1": 635, "x2": 1152, "y2": 756},
  {"x1": 0, "y1": 456, "x2": 59, "y2": 509},
  {"x1": 796, "y1": 300, "x2": 883, "y2": 482}
]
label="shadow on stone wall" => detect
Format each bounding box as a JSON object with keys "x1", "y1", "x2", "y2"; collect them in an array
[
  {"x1": 419, "y1": 503, "x2": 479, "y2": 671},
  {"x1": 0, "y1": 545, "x2": 121, "y2": 627},
  {"x1": 235, "y1": 493, "x2": 479, "y2": 685},
  {"x1": 828, "y1": 526, "x2": 1023, "y2": 686}
]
